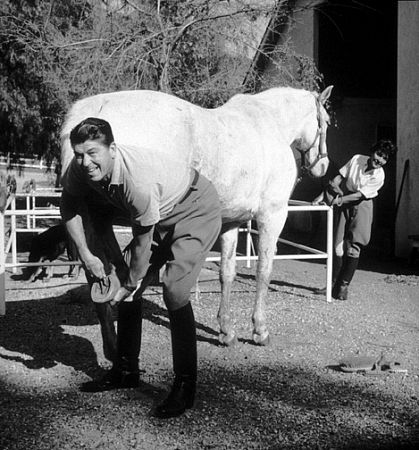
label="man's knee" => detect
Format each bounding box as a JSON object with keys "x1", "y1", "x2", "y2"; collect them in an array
[{"x1": 163, "y1": 282, "x2": 191, "y2": 311}]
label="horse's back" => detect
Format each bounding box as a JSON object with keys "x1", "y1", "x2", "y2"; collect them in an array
[
  {"x1": 61, "y1": 90, "x2": 200, "y2": 171},
  {"x1": 63, "y1": 90, "x2": 199, "y2": 142}
]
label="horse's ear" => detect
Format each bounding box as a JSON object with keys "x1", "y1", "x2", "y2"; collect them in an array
[{"x1": 319, "y1": 85, "x2": 333, "y2": 104}]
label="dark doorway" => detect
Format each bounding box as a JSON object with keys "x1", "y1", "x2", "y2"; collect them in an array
[
  {"x1": 315, "y1": 0, "x2": 398, "y2": 256},
  {"x1": 317, "y1": 0, "x2": 397, "y2": 100}
]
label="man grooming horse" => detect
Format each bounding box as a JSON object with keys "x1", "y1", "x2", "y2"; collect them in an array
[{"x1": 60, "y1": 117, "x2": 221, "y2": 418}]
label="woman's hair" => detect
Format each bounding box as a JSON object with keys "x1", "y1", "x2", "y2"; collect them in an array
[
  {"x1": 70, "y1": 117, "x2": 114, "y2": 148},
  {"x1": 370, "y1": 139, "x2": 397, "y2": 158}
]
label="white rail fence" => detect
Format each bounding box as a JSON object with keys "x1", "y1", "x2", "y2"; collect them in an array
[{"x1": 0, "y1": 192, "x2": 333, "y2": 315}]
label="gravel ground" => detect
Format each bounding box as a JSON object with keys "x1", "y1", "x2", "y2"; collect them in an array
[{"x1": 1, "y1": 251, "x2": 418, "y2": 450}]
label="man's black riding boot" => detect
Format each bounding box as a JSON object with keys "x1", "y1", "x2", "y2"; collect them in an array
[
  {"x1": 316, "y1": 255, "x2": 343, "y2": 295},
  {"x1": 80, "y1": 300, "x2": 142, "y2": 392},
  {"x1": 153, "y1": 302, "x2": 197, "y2": 418},
  {"x1": 334, "y1": 256, "x2": 359, "y2": 301}
]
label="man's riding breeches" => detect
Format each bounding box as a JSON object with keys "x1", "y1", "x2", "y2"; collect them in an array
[{"x1": 83, "y1": 172, "x2": 221, "y2": 310}]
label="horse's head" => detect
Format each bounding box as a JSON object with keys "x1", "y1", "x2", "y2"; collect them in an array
[{"x1": 295, "y1": 85, "x2": 333, "y2": 179}]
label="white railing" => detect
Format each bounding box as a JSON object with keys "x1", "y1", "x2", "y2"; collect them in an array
[
  {"x1": 0, "y1": 193, "x2": 333, "y2": 315},
  {"x1": 0, "y1": 155, "x2": 57, "y2": 171}
]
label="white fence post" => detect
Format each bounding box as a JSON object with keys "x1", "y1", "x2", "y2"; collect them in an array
[
  {"x1": 326, "y1": 204, "x2": 333, "y2": 303},
  {"x1": 11, "y1": 196, "x2": 17, "y2": 274},
  {"x1": 26, "y1": 195, "x2": 30, "y2": 228},
  {"x1": 0, "y1": 210, "x2": 5, "y2": 315}
]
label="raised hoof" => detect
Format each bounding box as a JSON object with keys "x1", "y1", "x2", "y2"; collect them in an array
[
  {"x1": 252, "y1": 333, "x2": 270, "y2": 346},
  {"x1": 218, "y1": 333, "x2": 237, "y2": 347}
]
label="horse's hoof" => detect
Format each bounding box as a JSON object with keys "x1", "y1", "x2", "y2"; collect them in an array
[
  {"x1": 253, "y1": 333, "x2": 270, "y2": 346},
  {"x1": 218, "y1": 333, "x2": 237, "y2": 347}
]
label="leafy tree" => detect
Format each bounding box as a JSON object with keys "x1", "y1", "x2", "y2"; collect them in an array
[{"x1": 0, "y1": 0, "x2": 322, "y2": 163}]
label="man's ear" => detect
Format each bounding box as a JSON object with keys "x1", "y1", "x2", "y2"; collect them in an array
[{"x1": 109, "y1": 142, "x2": 116, "y2": 158}]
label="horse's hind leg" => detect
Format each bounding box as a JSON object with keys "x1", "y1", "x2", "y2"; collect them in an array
[
  {"x1": 217, "y1": 226, "x2": 239, "y2": 346},
  {"x1": 253, "y1": 208, "x2": 288, "y2": 345},
  {"x1": 44, "y1": 264, "x2": 53, "y2": 282},
  {"x1": 66, "y1": 233, "x2": 81, "y2": 279},
  {"x1": 28, "y1": 264, "x2": 43, "y2": 282}
]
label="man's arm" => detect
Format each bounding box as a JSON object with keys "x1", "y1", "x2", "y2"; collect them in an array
[
  {"x1": 60, "y1": 190, "x2": 106, "y2": 279},
  {"x1": 111, "y1": 224, "x2": 154, "y2": 305},
  {"x1": 125, "y1": 224, "x2": 154, "y2": 289}
]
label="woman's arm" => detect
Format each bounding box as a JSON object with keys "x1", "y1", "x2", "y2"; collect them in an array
[
  {"x1": 331, "y1": 191, "x2": 364, "y2": 206},
  {"x1": 328, "y1": 174, "x2": 344, "y2": 196}
]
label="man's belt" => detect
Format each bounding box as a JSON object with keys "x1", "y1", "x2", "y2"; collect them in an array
[{"x1": 178, "y1": 170, "x2": 199, "y2": 203}]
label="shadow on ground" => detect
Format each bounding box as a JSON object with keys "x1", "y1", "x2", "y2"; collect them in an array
[
  {"x1": 0, "y1": 286, "x2": 223, "y2": 378},
  {"x1": 0, "y1": 356, "x2": 417, "y2": 450}
]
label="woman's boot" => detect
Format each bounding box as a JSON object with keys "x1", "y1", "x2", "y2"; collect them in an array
[
  {"x1": 334, "y1": 256, "x2": 359, "y2": 300},
  {"x1": 153, "y1": 302, "x2": 197, "y2": 418},
  {"x1": 316, "y1": 255, "x2": 343, "y2": 295}
]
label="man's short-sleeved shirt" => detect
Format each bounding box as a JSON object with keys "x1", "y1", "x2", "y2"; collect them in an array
[
  {"x1": 339, "y1": 154, "x2": 384, "y2": 199},
  {"x1": 61, "y1": 144, "x2": 191, "y2": 227}
]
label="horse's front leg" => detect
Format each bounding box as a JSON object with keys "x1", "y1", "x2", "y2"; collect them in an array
[
  {"x1": 83, "y1": 213, "x2": 128, "y2": 364},
  {"x1": 253, "y1": 208, "x2": 288, "y2": 345},
  {"x1": 217, "y1": 226, "x2": 239, "y2": 346},
  {"x1": 94, "y1": 302, "x2": 117, "y2": 363}
]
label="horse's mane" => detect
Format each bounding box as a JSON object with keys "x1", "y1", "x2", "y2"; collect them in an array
[{"x1": 221, "y1": 86, "x2": 318, "y2": 113}]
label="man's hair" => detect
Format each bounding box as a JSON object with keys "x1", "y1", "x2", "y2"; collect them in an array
[
  {"x1": 370, "y1": 139, "x2": 397, "y2": 158},
  {"x1": 70, "y1": 117, "x2": 114, "y2": 148}
]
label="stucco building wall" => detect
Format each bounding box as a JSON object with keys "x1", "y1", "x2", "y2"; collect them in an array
[{"x1": 396, "y1": 2, "x2": 419, "y2": 257}]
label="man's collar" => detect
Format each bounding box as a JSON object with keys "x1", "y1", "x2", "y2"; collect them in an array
[{"x1": 110, "y1": 148, "x2": 123, "y2": 186}]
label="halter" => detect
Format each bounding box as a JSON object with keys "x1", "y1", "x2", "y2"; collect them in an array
[{"x1": 296, "y1": 96, "x2": 328, "y2": 180}]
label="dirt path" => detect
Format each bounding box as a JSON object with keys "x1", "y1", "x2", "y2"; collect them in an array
[{"x1": 1, "y1": 256, "x2": 418, "y2": 449}]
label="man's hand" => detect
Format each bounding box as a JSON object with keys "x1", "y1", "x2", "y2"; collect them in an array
[
  {"x1": 110, "y1": 286, "x2": 136, "y2": 306},
  {"x1": 83, "y1": 253, "x2": 106, "y2": 280}
]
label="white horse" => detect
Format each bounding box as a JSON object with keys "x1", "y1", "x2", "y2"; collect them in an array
[{"x1": 61, "y1": 85, "x2": 333, "y2": 346}]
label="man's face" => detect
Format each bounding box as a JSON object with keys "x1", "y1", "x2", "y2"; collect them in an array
[
  {"x1": 73, "y1": 139, "x2": 116, "y2": 182},
  {"x1": 370, "y1": 151, "x2": 388, "y2": 170}
]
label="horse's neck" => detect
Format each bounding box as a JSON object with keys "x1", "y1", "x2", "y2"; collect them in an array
[{"x1": 255, "y1": 90, "x2": 314, "y2": 144}]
